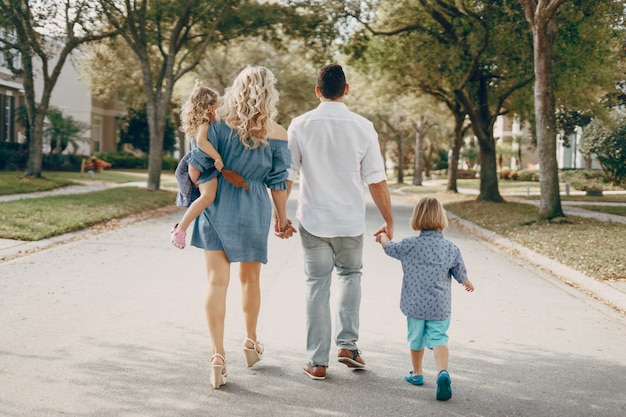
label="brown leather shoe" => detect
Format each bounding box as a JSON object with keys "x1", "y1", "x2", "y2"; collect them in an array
[
  {"x1": 337, "y1": 349, "x2": 365, "y2": 369},
  {"x1": 303, "y1": 362, "x2": 326, "y2": 380}
]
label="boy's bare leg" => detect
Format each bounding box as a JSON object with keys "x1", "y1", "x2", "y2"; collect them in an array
[
  {"x1": 410, "y1": 348, "x2": 424, "y2": 375},
  {"x1": 433, "y1": 345, "x2": 449, "y2": 372},
  {"x1": 178, "y1": 178, "x2": 218, "y2": 231}
]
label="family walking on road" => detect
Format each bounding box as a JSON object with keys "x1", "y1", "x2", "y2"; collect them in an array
[{"x1": 172, "y1": 64, "x2": 474, "y2": 401}]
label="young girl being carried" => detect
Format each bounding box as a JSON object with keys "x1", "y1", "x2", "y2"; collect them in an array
[{"x1": 171, "y1": 80, "x2": 224, "y2": 249}]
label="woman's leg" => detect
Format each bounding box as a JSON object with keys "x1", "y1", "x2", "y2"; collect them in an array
[
  {"x1": 178, "y1": 178, "x2": 217, "y2": 232},
  {"x1": 204, "y1": 250, "x2": 231, "y2": 361},
  {"x1": 239, "y1": 261, "x2": 262, "y2": 346}
]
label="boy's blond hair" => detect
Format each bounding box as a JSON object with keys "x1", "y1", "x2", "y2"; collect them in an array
[{"x1": 411, "y1": 197, "x2": 448, "y2": 231}]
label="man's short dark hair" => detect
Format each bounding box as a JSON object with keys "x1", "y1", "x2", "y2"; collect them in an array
[{"x1": 317, "y1": 64, "x2": 346, "y2": 100}]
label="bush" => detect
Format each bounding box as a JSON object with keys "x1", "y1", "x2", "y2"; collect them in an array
[
  {"x1": 560, "y1": 169, "x2": 606, "y2": 183},
  {"x1": 95, "y1": 151, "x2": 148, "y2": 169},
  {"x1": 571, "y1": 180, "x2": 605, "y2": 192},
  {"x1": 516, "y1": 169, "x2": 540, "y2": 182},
  {"x1": 456, "y1": 169, "x2": 476, "y2": 179},
  {"x1": 94, "y1": 151, "x2": 179, "y2": 170},
  {"x1": 0, "y1": 143, "x2": 28, "y2": 170},
  {"x1": 42, "y1": 153, "x2": 83, "y2": 171}
]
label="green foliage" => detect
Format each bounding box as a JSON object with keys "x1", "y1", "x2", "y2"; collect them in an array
[
  {"x1": 516, "y1": 169, "x2": 540, "y2": 182},
  {"x1": 0, "y1": 143, "x2": 29, "y2": 170},
  {"x1": 118, "y1": 107, "x2": 177, "y2": 154},
  {"x1": 580, "y1": 109, "x2": 626, "y2": 185},
  {"x1": 45, "y1": 107, "x2": 89, "y2": 153},
  {"x1": 42, "y1": 154, "x2": 83, "y2": 172},
  {"x1": 94, "y1": 151, "x2": 178, "y2": 170}
]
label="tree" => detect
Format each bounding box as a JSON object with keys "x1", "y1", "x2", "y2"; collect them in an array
[
  {"x1": 342, "y1": 0, "x2": 535, "y2": 202},
  {"x1": 520, "y1": 0, "x2": 624, "y2": 220},
  {"x1": 0, "y1": 0, "x2": 117, "y2": 177},
  {"x1": 579, "y1": 109, "x2": 626, "y2": 186},
  {"x1": 99, "y1": 0, "x2": 307, "y2": 190},
  {"x1": 519, "y1": 0, "x2": 566, "y2": 220}
]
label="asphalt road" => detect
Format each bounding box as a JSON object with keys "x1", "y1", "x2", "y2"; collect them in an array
[{"x1": 1, "y1": 193, "x2": 625, "y2": 417}]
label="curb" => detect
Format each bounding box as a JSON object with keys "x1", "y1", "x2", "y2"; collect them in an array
[{"x1": 448, "y1": 212, "x2": 626, "y2": 315}]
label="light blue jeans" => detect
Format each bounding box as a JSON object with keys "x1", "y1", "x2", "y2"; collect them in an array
[{"x1": 299, "y1": 225, "x2": 363, "y2": 366}]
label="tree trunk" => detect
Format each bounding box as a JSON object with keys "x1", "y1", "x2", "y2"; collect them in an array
[
  {"x1": 533, "y1": 19, "x2": 564, "y2": 220},
  {"x1": 413, "y1": 129, "x2": 424, "y2": 186},
  {"x1": 25, "y1": 112, "x2": 46, "y2": 177},
  {"x1": 446, "y1": 109, "x2": 466, "y2": 193},
  {"x1": 146, "y1": 97, "x2": 166, "y2": 190},
  {"x1": 471, "y1": 111, "x2": 503, "y2": 202},
  {"x1": 397, "y1": 132, "x2": 404, "y2": 184},
  {"x1": 412, "y1": 116, "x2": 433, "y2": 186}
]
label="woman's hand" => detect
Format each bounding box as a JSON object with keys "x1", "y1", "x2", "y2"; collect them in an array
[{"x1": 274, "y1": 216, "x2": 297, "y2": 239}]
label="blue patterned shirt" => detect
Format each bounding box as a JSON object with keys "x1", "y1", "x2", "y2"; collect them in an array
[{"x1": 383, "y1": 230, "x2": 468, "y2": 320}]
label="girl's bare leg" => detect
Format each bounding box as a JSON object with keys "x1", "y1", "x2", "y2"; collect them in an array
[
  {"x1": 177, "y1": 178, "x2": 217, "y2": 231},
  {"x1": 240, "y1": 262, "x2": 262, "y2": 348},
  {"x1": 188, "y1": 164, "x2": 201, "y2": 185},
  {"x1": 204, "y1": 250, "x2": 231, "y2": 361}
]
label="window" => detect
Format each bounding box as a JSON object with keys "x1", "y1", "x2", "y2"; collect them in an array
[{"x1": 92, "y1": 117, "x2": 102, "y2": 153}]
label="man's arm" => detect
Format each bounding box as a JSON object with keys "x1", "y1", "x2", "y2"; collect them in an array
[{"x1": 368, "y1": 180, "x2": 394, "y2": 240}]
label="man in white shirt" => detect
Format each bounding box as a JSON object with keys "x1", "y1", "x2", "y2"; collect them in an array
[{"x1": 286, "y1": 64, "x2": 394, "y2": 380}]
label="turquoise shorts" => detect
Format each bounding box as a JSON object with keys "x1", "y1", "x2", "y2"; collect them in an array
[{"x1": 407, "y1": 316, "x2": 451, "y2": 351}]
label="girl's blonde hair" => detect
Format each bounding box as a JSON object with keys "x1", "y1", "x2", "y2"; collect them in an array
[
  {"x1": 180, "y1": 80, "x2": 219, "y2": 140},
  {"x1": 216, "y1": 66, "x2": 279, "y2": 149},
  {"x1": 411, "y1": 197, "x2": 449, "y2": 231}
]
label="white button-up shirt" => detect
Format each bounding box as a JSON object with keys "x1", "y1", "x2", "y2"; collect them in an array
[{"x1": 287, "y1": 101, "x2": 387, "y2": 237}]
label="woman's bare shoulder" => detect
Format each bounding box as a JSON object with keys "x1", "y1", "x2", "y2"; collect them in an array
[{"x1": 268, "y1": 122, "x2": 288, "y2": 140}]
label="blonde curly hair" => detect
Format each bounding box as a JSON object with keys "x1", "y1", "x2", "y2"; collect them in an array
[
  {"x1": 216, "y1": 66, "x2": 279, "y2": 149},
  {"x1": 180, "y1": 80, "x2": 219, "y2": 141}
]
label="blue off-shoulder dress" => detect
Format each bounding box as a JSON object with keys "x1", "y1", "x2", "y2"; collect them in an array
[{"x1": 190, "y1": 120, "x2": 291, "y2": 264}]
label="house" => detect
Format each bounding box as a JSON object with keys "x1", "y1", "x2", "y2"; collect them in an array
[
  {"x1": 33, "y1": 50, "x2": 126, "y2": 156},
  {"x1": 0, "y1": 56, "x2": 25, "y2": 144}
]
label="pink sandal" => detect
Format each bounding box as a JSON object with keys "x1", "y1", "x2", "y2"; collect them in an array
[{"x1": 170, "y1": 224, "x2": 186, "y2": 249}]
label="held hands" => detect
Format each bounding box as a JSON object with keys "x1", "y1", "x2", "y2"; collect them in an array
[
  {"x1": 274, "y1": 216, "x2": 297, "y2": 239},
  {"x1": 374, "y1": 223, "x2": 393, "y2": 247},
  {"x1": 375, "y1": 231, "x2": 390, "y2": 247}
]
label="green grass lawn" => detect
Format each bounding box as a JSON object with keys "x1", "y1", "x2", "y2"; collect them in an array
[
  {"x1": 444, "y1": 200, "x2": 625, "y2": 281},
  {"x1": 0, "y1": 187, "x2": 176, "y2": 240}
]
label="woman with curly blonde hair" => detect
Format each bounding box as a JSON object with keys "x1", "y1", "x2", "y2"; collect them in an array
[
  {"x1": 171, "y1": 80, "x2": 224, "y2": 249},
  {"x1": 189, "y1": 66, "x2": 296, "y2": 389}
]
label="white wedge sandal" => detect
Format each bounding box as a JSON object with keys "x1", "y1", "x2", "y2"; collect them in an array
[
  {"x1": 210, "y1": 353, "x2": 227, "y2": 389},
  {"x1": 243, "y1": 338, "x2": 264, "y2": 367}
]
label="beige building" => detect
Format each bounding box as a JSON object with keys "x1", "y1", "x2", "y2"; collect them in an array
[
  {"x1": 0, "y1": 72, "x2": 25, "y2": 144},
  {"x1": 33, "y1": 50, "x2": 125, "y2": 155}
]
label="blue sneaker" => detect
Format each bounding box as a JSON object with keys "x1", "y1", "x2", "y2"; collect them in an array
[
  {"x1": 404, "y1": 371, "x2": 424, "y2": 385},
  {"x1": 436, "y1": 370, "x2": 452, "y2": 401}
]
